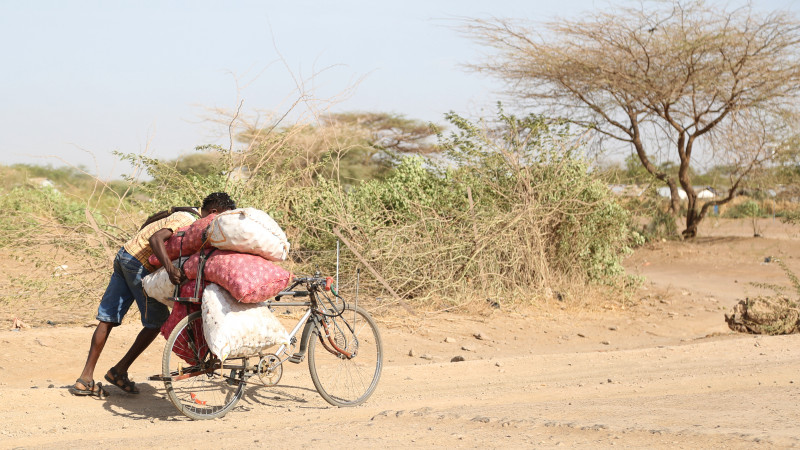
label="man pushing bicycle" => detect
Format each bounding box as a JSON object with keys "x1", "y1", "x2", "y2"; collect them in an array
[{"x1": 69, "y1": 192, "x2": 236, "y2": 397}]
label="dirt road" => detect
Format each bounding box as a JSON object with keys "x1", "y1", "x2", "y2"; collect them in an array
[
  {"x1": 2, "y1": 220, "x2": 800, "y2": 448},
  {"x1": 2, "y1": 309, "x2": 799, "y2": 447}
]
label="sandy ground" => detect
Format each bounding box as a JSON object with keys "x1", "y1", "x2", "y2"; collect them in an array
[{"x1": 1, "y1": 218, "x2": 800, "y2": 448}]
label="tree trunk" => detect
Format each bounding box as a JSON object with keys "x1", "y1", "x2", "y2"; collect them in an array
[
  {"x1": 682, "y1": 193, "x2": 707, "y2": 239},
  {"x1": 682, "y1": 209, "x2": 700, "y2": 238},
  {"x1": 666, "y1": 179, "x2": 681, "y2": 216}
]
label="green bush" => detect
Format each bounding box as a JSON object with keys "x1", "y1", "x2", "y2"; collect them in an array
[
  {"x1": 289, "y1": 109, "x2": 638, "y2": 300},
  {"x1": 436, "y1": 109, "x2": 639, "y2": 286},
  {"x1": 724, "y1": 199, "x2": 762, "y2": 219},
  {"x1": 0, "y1": 185, "x2": 87, "y2": 248}
]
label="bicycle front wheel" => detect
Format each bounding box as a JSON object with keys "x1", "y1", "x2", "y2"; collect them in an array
[
  {"x1": 307, "y1": 305, "x2": 383, "y2": 407},
  {"x1": 162, "y1": 311, "x2": 245, "y2": 420}
]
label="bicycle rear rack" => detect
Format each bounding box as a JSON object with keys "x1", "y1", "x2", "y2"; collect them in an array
[{"x1": 171, "y1": 297, "x2": 201, "y2": 303}]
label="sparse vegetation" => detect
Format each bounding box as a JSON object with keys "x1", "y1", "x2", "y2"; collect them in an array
[
  {"x1": 464, "y1": 0, "x2": 800, "y2": 238},
  {"x1": 4, "y1": 2, "x2": 798, "y2": 322},
  {"x1": 0, "y1": 107, "x2": 640, "y2": 317},
  {"x1": 730, "y1": 260, "x2": 800, "y2": 335}
]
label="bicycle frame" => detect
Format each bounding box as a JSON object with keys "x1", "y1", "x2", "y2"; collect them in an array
[
  {"x1": 155, "y1": 264, "x2": 383, "y2": 417},
  {"x1": 153, "y1": 274, "x2": 351, "y2": 384},
  {"x1": 268, "y1": 277, "x2": 355, "y2": 364}
]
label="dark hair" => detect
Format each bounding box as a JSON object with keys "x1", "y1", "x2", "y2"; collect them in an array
[{"x1": 202, "y1": 192, "x2": 236, "y2": 212}]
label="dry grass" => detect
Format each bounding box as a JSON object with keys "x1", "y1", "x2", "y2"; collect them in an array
[{"x1": 0, "y1": 110, "x2": 637, "y2": 325}]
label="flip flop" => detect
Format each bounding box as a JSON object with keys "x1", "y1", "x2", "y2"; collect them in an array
[
  {"x1": 105, "y1": 367, "x2": 140, "y2": 394},
  {"x1": 69, "y1": 378, "x2": 110, "y2": 398}
]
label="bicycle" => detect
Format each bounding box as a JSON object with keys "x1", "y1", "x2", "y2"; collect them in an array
[{"x1": 149, "y1": 270, "x2": 383, "y2": 420}]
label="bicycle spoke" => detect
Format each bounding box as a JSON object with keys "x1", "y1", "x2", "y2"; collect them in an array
[
  {"x1": 160, "y1": 276, "x2": 384, "y2": 415},
  {"x1": 162, "y1": 311, "x2": 244, "y2": 420},
  {"x1": 308, "y1": 305, "x2": 382, "y2": 406}
]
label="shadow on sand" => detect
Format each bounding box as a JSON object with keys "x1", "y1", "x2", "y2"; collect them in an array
[{"x1": 101, "y1": 380, "x2": 327, "y2": 421}]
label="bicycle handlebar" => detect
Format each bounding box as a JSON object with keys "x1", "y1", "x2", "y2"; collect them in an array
[{"x1": 290, "y1": 275, "x2": 335, "y2": 291}]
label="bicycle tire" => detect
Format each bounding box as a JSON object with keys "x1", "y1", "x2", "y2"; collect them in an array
[
  {"x1": 162, "y1": 311, "x2": 245, "y2": 420},
  {"x1": 307, "y1": 304, "x2": 383, "y2": 407}
]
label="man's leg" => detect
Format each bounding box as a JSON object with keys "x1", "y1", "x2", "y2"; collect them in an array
[
  {"x1": 105, "y1": 249, "x2": 170, "y2": 391},
  {"x1": 74, "y1": 249, "x2": 132, "y2": 394},
  {"x1": 105, "y1": 320, "x2": 163, "y2": 393},
  {"x1": 109, "y1": 298, "x2": 169, "y2": 384},
  {"x1": 77, "y1": 321, "x2": 114, "y2": 383},
  {"x1": 113, "y1": 326, "x2": 160, "y2": 374}
]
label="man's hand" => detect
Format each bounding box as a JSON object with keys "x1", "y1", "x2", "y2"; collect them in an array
[
  {"x1": 166, "y1": 264, "x2": 187, "y2": 285},
  {"x1": 149, "y1": 228, "x2": 186, "y2": 285}
]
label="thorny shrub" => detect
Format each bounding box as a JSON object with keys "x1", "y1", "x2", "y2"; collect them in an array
[
  {"x1": 0, "y1": 170, "x2": 139, "y2": 313},
  {"x1": 0, "y1": 108, "x2": 639, "y2": 317}
]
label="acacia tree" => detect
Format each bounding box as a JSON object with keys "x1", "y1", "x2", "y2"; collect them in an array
[
  {"x1": 233, "y1": 111, "x2": 436, "y2": 184},
  {"x1": 464, "y1": 0, "x2": 800, "y2": 237}
]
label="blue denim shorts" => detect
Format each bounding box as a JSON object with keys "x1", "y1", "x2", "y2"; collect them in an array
[{"x1": 97, "y1": 248, "x2": 170, "y2": 329}]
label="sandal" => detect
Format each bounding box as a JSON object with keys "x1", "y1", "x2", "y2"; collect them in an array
[
  {"x1": 104, "y1": 367, "x2": 140, "y2": 394},
  {"x1": 69, "y1": 378, "x2": 109, "y2": 398}
]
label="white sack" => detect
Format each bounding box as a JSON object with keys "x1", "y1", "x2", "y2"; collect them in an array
[
  {"x1": 143, "y1": 267, "x2": 175, "y2": 308},
  {"x1": 201, "y1": 283, "x2": 290, "y2": 361},
  {"x1": 142, "y1": 258, "x2": 188, "y2": 308},
  {"x1": 207, "y1": 208, "x2": 290, "y2": 261}
]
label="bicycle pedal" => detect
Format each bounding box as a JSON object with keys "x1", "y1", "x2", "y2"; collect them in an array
[{"x1": 287, "y1": 353, "x2": 305, "y2": 364}]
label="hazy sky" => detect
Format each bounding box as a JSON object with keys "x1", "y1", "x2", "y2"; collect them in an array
[{"x1": 2, "y1": 0, "x2": 798, "y2": 179}]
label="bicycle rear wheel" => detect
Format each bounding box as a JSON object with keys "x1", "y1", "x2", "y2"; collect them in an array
[
  {"x1": 307, "y1": 305, "x2": 383, "y2": 406},
  {"x1": 162, "y1": 311, "x2": 245, "y2": 420}
]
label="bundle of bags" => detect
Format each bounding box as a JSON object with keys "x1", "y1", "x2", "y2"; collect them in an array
[{"x1": 143, "y1": 208, "x2": 292, "y2": 362}]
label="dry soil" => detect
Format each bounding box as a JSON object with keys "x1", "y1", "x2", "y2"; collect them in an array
[{"x1": 1, "y1": 218, "x2": 799, "y2": 448}]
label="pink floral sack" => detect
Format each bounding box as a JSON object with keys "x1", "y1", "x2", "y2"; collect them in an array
[
  {"x1": 159, "y1": 301, "x2": 206, "y2": 364},
  {"x1": 149, "y1": 213, "x2": 217, "y2": 268},
  {"x1": 178, "y1": 279, "x2": 209, "y2": 299},
  {"x1": 183, "y1": 250, "x2": 291, "y2": 303}
]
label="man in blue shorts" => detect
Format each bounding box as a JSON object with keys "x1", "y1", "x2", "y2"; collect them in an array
[{"x1": 70, "y1": 192, "x2": 236, "y2": 397}]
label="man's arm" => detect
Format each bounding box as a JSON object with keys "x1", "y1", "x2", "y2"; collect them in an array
[{"x1": 149, "y1": 228, "x2": 185, "y2": 285}]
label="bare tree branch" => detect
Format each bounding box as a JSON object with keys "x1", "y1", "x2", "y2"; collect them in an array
[{"x1": 461, "y1": 0, "x2": 800, "y2": 237}]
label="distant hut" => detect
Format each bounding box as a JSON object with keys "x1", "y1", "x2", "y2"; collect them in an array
[
  {"x1": 696, "y1": 187, "x2": 716, "y2": 199},
  {"x1": 657, "y1": 186, "x2": 687, "y2": 200}
]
